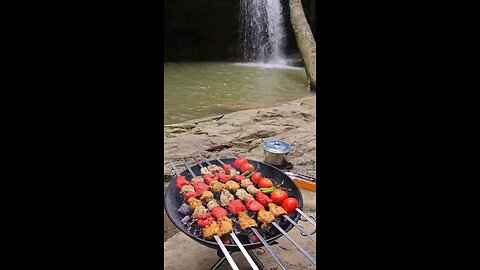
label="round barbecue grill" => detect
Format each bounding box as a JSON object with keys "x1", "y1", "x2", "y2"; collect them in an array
[{"x1": 164, "y1": 158, "x2": 304, "y2": 251}]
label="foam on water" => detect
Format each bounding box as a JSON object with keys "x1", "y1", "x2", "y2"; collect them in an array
[{"x1": 234, "y1": 62, "x2": 303, "y2": 70}]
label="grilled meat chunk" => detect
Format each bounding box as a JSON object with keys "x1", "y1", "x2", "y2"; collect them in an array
[
  {"x1": 211, "y1": 206, "x2": 228, "y2": 220},
  {"x1": 233, "y1": 175, "x2": 246, "y2": 182},
  {"x1": 200, "y1": 167, "x2": 211, "y2": 175},
  {"x1": 218, "y1": 173, "x2": 233, "y2": 183},
  {"x1": 257, "y1": 209, "x2": 275, "y2": 226},
  {"x1": 218, "y1": 217, "x2": 233, "y2": 236},
  {"x1": 180, "y1": 184, "x2": 195, "y2": 195},
  {"x1": 207, "y1": 200, "x2": 219, "y2": 211},
  {"x1": 184, "y1": 191, "x2": 198, "y2": 203},
  {"x1": 224, "y1": 180, "x2": 240, "y2": 193},
  {"x1": 203, "y1": 221, "x2": 220, "y2": 239},
  {"x1": 246, "y1": 185, "x2": 260, "y2": 195},
  {"x1": 207, "y1": 164, "x2": 225, "y2": 174},
  {"x1": 235, "y1": 188, "x2": 253, "y2": 202},
  {"x1": 191, "y1": 176, "x2": 204, "y2": 185},
  {"x1": 246, "y1": 199, "x2": 264, "y2": 212},
  {"x1": 229, "y1": 169, "x2": 240, "y2": 176},
  {"x1": 240, "y1": 178, "x2": 253, "y2": 189},
  {"x1": 197, "y1": 213, "x2": 214, "y2": 228},
  {"x1": 228, "y1": 199, "x2": 246, "y2": 215},
  {"x1": 187, "y1": 197, "x2": 203, "y2": 209},
  {"x1": 200, "y1": 190, "x2": 214, "y2": 202},
  {"x1": 238, "y1": 211, "x2": 258, "y2": 230},
  {"x1": 220, "y1": 189, "x2": 234, "y2": 207},
  {"x1": 210, "y1": 181, "x2": 225, "y2": 194},
  {"x1": 222, "y1": 164, "x2": 234, "y2": 172},
  {"x1": 203, "y1": 174, "x2": 219, "y2": 185},
  {"x1": 194, "y1": 182, "x2": 210, "y2": 195},
  {"x1": 255, "y1": 192, "x2": 273, "y2": 207},
  {"x1": 192, "y1": 205, "x2": 208, "y2": 218},
  {"x1": 268, "y1": 203, "x2": 287, "y2": 217},
  {"x1": 175, "y1": 176, "x2": 191, "y2": 190}
]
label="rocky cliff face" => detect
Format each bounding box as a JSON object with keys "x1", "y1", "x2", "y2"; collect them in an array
[
  {"x1": 164, "y1": 95, "x2": 316, "y2": 179},
  {"x1": 163, "y1": 0, "x2": 304, "y2": 61}
]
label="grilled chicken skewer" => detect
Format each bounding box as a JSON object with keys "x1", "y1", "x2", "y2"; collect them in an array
[
  {"x1": 197, "y1": 152, "x2": 239, "y2": 176},
  {"x1": 185, "y1": 157, "x2": 313, "y2": 266},
  {"x1": 222, "y1": 149, "x2": 317, "y2": 229},
  {"x1": 182, "y1": 159, "x2": 258, "y2": 270}
]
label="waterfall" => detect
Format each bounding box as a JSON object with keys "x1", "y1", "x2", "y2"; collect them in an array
[{"x1": 239, "y1": 0, "x2": 287, "y2": 65}]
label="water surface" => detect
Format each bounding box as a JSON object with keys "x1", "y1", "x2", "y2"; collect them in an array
[{"x1": 164, "y1": 62, "x2": 311, "y2": 125}]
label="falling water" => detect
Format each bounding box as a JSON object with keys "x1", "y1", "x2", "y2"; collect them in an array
[{"x1": 239, "y1": 0, "x2": 288, "y2": 65}]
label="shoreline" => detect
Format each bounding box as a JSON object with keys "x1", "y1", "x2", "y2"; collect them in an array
[{"x1": 164, "y1": 94, "x2": 316, "y2": 180}]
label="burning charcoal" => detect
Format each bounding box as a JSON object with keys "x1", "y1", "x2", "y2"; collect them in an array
[
  {"x1": 178, "y1": 203, "x2": 192, "y2": 215},
  {"x1": 181, "y1": 215, "x2": 191, "y2": 225}
]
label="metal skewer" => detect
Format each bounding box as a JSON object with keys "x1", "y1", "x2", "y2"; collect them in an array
[
  {"x1": 271, "y1": 222, "x2": 316, "y2": 265},
  {"x1": 213, "y1": 235, "x2": 240, "y2": 270},
  {"x1": 197, "y1": 152, "x2": 213, "y2": 166},
  {"x1": 230, "y1": 233, "x2": 260, "y2": 270},
  {"x1": 181, "y1": 159, "x2": 258, "y2": 270},
  {"x1": 180, "y1": 158, "x2": 196, "y2": 177},
  {"x1": 251, "y1": 228, "x2": 288, "y2": 270},
  {"x1": 214, "y1": 155, "x2": 226, "y2": 165},
  {"x1": 224, "y1": 148, "x2": 238, "y2": 159},
  {"x1": 283, "y1": 215, "x2": 316, "y2": 243},
  {"x1": 196, "y1": 158, "x2": 206, "y2": 168},
  {"x1": 296, "y1": 208, "x2": 316, "y2": 227},
  {"x1": 169, "y1": 160, "x2": 181, "y2": 177}
]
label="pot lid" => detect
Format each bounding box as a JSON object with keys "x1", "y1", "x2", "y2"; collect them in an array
[{"x1": 263, "y1": 140, "x2": 292, "y2": 154}]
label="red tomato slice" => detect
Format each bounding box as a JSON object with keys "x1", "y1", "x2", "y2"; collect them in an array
[
  {"x1": 234, "y1": 158, "x2": 248, "y2": 169},
  {"x1": 251, "y1": 172, "x2": 263, "y2": 184},
  {"x1": 240, "y1": 163, "x2": 254, "y2": 173},
  {"x1": 258, "y1": 178, "x2": 274, "y2": 189},
  {"x1": 281, "y1": 198, "x2": 299, "y2": 214},
  {"x1": 271, "y1": 189, "x2": 288, "y2": 205}
]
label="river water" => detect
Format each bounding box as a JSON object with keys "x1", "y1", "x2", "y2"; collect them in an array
[{"x1": 164, "y1": 62, "x2": 311, "y2": 125}]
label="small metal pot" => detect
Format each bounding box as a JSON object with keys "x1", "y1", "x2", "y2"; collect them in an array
[{"x1": 263, "y1": 140, "x2": 292, "y2": 166}]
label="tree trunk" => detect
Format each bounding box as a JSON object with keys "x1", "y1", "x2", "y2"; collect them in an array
[{"x1": 289, "y1": 0, "x2": 316, "y2": 91}]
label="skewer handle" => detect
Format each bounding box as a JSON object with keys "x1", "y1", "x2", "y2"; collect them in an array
[
  {"x1": 272, "y1": 222, "x2": 316, "y2": 266},
  {"x1": 180, "y1": 158, "x2": 196, "y2": 177},
  {"x1": 214, "y1": 236, "x2": 240, "y2": 270},
  {"x1": 296, "y1": 208, "x2": 316, "y2": 227},
  {"x1": 197, "y1": 152, "x2": 212, "y2": 166},
  {"x1": 223, "y1": 148, "x2": 238, "y2": 159},
  {"x1": 283, "y1": 215, "x2": 316, "y2": 243},
  {"x1": 214, "y1": 155, "x2": 226, "y2": 165},
  {"x1": 196, "y1": 158, "x2": 205, "y2": 168},
  {"x1": 169, "y1": 160, "x2": 180, "y2": 177},
  {"x1": 230, "y1": 233, "x2": 260, "y2": 270},
  {"x1": 251, "y1": 228, "x2": 288, "y2": 270}
]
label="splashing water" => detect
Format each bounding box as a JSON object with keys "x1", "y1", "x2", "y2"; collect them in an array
[{"x1": 239, "y1": 0, "x2": 287, "y2": 65}]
